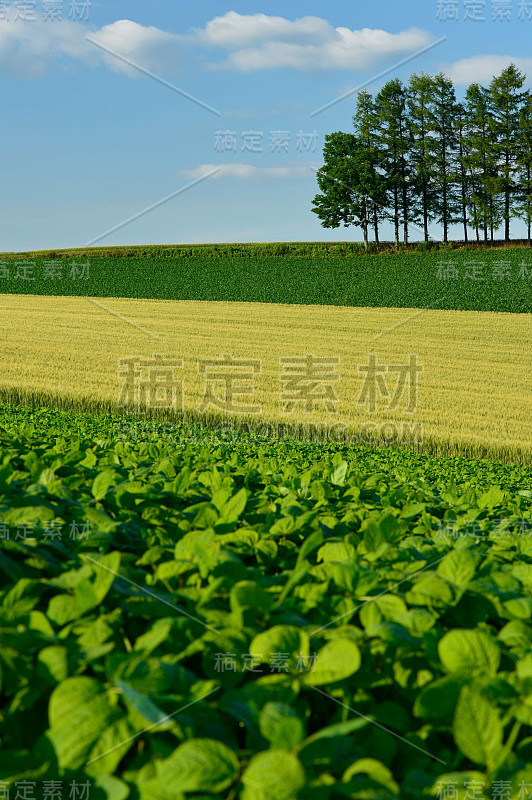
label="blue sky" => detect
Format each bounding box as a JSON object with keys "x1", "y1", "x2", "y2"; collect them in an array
[{"x1": 3, "y1": 0, "x2": 532, "y2": 250}]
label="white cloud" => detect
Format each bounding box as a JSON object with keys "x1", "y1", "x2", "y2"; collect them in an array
[
  {"x1": 89, "y1": 20, "x2": 182, "y2": 76},
  {"x1": 443, "y1": 55, "x2": 532, "y2": 86},
  {"x1": 195, "y1": 12, "x2": 434, "y2": 72},
  {"x1": 0, "y1": 17, "x2": 182, "y2": 78},
  {"x1": 182, "y1": 163, "x2": 314, "y2": 180},
  {"x1": 0, "y1": 11, "x2": 435, "y2": 79},
  {"x1": 0, "y1": 19, "x2": 92, "y2": 77},
  {"x1": 197, "y1": 12, "x2": 335, "y2": 48}
]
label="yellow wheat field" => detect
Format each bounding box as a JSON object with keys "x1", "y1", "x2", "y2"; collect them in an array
[{"x1": 0, "y1": 293, "x2": 531, "y2": 461}]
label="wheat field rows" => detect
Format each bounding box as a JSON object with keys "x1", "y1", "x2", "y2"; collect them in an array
[{"x1": 1, "y1": 293, "x2": 530, "y2": 461}]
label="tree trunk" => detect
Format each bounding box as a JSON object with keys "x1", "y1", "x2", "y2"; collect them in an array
[
  {"x1": 505, "y1": 150, "x2": 511, "y2": 243},
  {"x1": 443, "y1": 181, "x2": 448, "y2": 244},
  {"x1": 421, "y1": 110, "x2": 429, "y2": 242},
  {"x1": 402, "y1": 185, "x2": 408, "y2": 245},
  {"x1": 442, "y1": 127, "x2": 448, "y2": 244},
  {"x1": 422, "y1": 168, "x2": 428, "y2": 242},
  {"x1": 394, "y1": 189, "x2": 399, "y2": 248},
  {"x1": 472, "y1": 193, "x2": 480, "y2": 242},
  {"x1": 460, "y1": 140, "x2": 468, "y2": 244},
  {"x1": 461, "y1": 174, "x2": 468, "y2": 243},
  {"x1": 526, "y1": 162, "x2": 532, "y2": 247}
]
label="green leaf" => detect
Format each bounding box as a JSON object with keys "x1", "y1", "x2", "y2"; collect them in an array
[
  {"x1": 156, "y1": 738, "x2": 239, "y2": 793},
  {"x1": 219, "y1": 488, "x2": 248, "y2": 523},
  {"x1": 405, "y1": 574, "x2": 454, "y2": 608},
  {"x1": 91, "y1": 551, "x2": 121, "y2": 603},
  {"x1": 47, "y1": 552, "x2": 121, "y2": 625},
  {"x1": 47, "y1": 677, "x2": 131, "y2": 772},
  {"x1": 49, "y1": 676, "x2": 103, "y2": 727},
  {"x1": 241, "y1": 751, "x2": 306, "y2": 800},
  {"x1": 296, "y1": 718, "x2": 369, "y2": 757},
  {"x1": 230, "y1": 581, "x2": 274, "y2": 614},
  {"x1": 85, "y1": 507, "x2": 119, "y2": 533},
  {"x1": 250, "y1": 625, "x2": 310, "y2": 673},
  {"x1": 504, "y1": 597, "x2": 532, "y2": 620},
  {"x1": 330, "y1": 461, "x2": 348, "y2": 486},
  {"x1": 47, "y1": 594, "x2": 85, "y2": 626},
  {"x1": 2, "y1": 504, "x2": 55, "y2": 526},
  {"x1": 342, "y1": 758, "x2": 399, "y2": 795},
  {"x1": 414, "y1": 675, "x2": 467, "y2": 721},
  {"x1": 360, "y1": 595, "x2": 408, "y2": 632},
  {"x1": 92, "y1": 775, "x2": 130, "y2": 800},
  {"x1": 295, "y1": 529, "x2": 324, "y2": 569},
  {"x1": 437, "y1": 549, "x2": 478, "y2": 589},
  {"x1": 302, "y1": 639, "x2": 361, "y2": 685},
  {"x1": 317, "y1": 541, "x2": 356, "y2": 563},
  {"x1": 92, "y1": 469, "x2": 118, "y2": 501},
  {"x1": 86, "y1": 716, "x2": 135, "y2": 776},
  {"x1": 37, "y1": 646, "x2": 69, "y2": 684},
  {"x1": 453, "y1": 685, "x2": 503, "y2": 767},
  {"x1": 439, "y1": 629, "x2": 500, "y2": 675},
  {"x1": 138, "y1": 784, "x2": 183, "y2": 800},
  {"x1": 477, "y1": 486, "x2": 505, "y2": 510},
  {"x1": 174, "y1": 529, "x2": 220, "y2": 576},
  {"x1": 259, "y1": 702, "x2": 305, "y2": 750},
  {"x1": 116, "y1": 680, "x2": 175, "y2": 730}
]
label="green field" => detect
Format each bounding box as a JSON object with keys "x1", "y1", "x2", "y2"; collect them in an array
[
  {"x1": 2, "y1": 404, "x2": 532, "y2": 797},
  {"x1": 1, "y1": 246, "x2": 532, "y2": 312},
  {"x1": 2, "y1": 238, "x2": 532, "y2": 798}
]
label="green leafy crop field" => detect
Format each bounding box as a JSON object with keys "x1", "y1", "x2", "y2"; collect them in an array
[
  {"x1": 2, "y1": 405, "x2": 532, "y2": 798},
  {"x1": 1, "y1": 248, "x2": 532, "y2": 312}
]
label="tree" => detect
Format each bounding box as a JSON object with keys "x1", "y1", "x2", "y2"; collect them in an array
[
  {"x1": 312, "y1": 66, "x2": 532, "y2": 245},
  {"x1": 311, "y1": 132, "x2": 385, "y2": 248},
  {"x1": 430, "y1": 73, "x2": 460, "y2": 243},
  {"x1": 375, "y1": 79, "x2": 414, "y2": 246},
  {"x1": 489, "y1": 64, "x2": 527, "y2": 242},
  {"x1": 455, "y1": 101, "x2": 472, "y2": 243},
  {"x1": 464, "y1": 83, "x2": 502, "y2": 242},
  {"x1": 352, "y1": 91, "x2": 388, "y2": 244},
  {"x1": 408, "y1": 72, "x2": 437, "y2": 242},
  {"x1": 516, "y1": 91, "x2": 532, "y2": 245}
]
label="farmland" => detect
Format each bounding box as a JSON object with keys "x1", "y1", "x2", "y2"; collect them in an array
[
  {"x1": 0, "y1": 294, "x2": 531, "y2": 463},
  {"x1": 1, "y1": 245, "x2": 531, "y2": 799},
  {"x1": 1, "y1": 404, "x2": 532, "y2": 798},
  {"x1": 4, "y1": 11, "x2": 532, "y2": 796},
  {"x1": 1, "y1": 246, "x2": 532, "y2": 312}
]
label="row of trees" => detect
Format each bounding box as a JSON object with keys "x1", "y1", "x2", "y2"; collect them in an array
[{"x1": 312, "y1": 65, "x2": 532, "y2": 247}]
